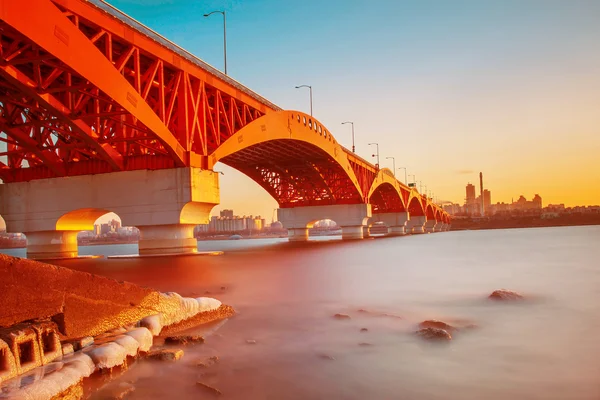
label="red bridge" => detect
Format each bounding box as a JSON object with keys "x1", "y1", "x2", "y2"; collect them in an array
[{"x1": 0, "y1": 0, "x2": 450, "y2": 258}]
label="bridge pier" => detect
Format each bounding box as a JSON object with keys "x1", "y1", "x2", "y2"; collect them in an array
[
  {"x1": 406, "y1": 216, "x2": 426, "y2": 234},
  {"x1": 287, "y1": 228, "x2": 309, "y2": 242},
  {"x1": 137, "y1": 224, "x2": 198, "y2": 255},
  {"x1": 0, "y1": 167, "x2": 219, "y2": 258},
  {"x1": 370, "y1": 212, "x2": 409, "y2": 236},
  {"x1": 362, "y1": 226, "x2": 370, "y2": 238},
  {"x1": 278, "y1": 204, "x2": 371, "y2": 241},
  {"x1": 424, "y1": 220, "x2": 437, "y2": 233},
  {"x1": 24, "y1": 231, "x2": 79, "y2": 260}
]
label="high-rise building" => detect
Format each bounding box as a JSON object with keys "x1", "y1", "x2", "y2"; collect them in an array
[
  {"x1": 220, "y1": 209, "x2": 234, "y2": 218},
  {"x1": 483, "y1": 189, "x2": 491, "y2": 212},
  {"x1": 465, "y1": 183, "x2": 476, "y2": 215}
]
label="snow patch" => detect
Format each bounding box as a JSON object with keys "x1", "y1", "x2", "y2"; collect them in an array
[
  {"x1": 112, "y1": 335, "x2": 139, "y2": 357},
  {"x1": 196, "y1": 297, "x2": 222, "y2": 312},
  {"x1": 87, "y1": 342, "x2": 128, "y2": 369},
  {"x1": 139, "y1": 314, "x2": 163, "y2": 336},
  {"x1": 123, "y1": 328, "x2": 153, "y2": 352}
]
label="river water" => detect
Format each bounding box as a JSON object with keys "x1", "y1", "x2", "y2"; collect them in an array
[{"x1": 3, "y1": 226, "x2": 600, "y2": 399}]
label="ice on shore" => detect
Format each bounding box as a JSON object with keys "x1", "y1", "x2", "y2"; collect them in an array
[
  {"x1": 123, "y1": 327, "x2": 153, "y2": 352},
  {"x1": 87, "y1": 343, "x2": 128, "y2": 369}
]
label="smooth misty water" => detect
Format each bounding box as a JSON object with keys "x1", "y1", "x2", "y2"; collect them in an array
[{"x1": 4, "y1": 226, "x2": 600, "y2": 399}]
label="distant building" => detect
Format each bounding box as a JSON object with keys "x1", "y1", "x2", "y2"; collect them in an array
[
  {"x1": 483, "y1": 190, "x2": 491, "y2": 212},
  {"x1": 220, "y1": 209, "x2": 234, "y2": 218},
  {"x1": 465, "y1": 183, "x2": 478, "y2": 215}
]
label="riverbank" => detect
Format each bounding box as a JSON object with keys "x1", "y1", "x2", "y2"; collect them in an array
[
  {"x1": 450, "y1": 214, "x2": 600, "y2": 231},
  {"x1": 0, "y1": 254, "x2": 234, "y2": 398}
]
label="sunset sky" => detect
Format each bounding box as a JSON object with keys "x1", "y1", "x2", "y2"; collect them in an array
[{"x1": 2, "y1": 0, "x2": 600, "y2": 227}]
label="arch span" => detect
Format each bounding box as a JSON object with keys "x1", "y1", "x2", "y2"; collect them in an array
[
  {"x1": 367, "y1": 168, "x2": 408, "y2": 213},
  {"x1": 209, "y1": 110, "x2": 364, "y2": 208}
]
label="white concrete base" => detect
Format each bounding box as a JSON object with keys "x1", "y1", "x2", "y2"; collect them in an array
[
  {"x1": 288, "y1": 228, "x2": 309, "y2": 242},
  {"x1": 424, "y1": 220, "x2": 436, "y2": 233},
  {"x1": 406, "y1": 216, "x2": 426, "y2": 234},
  {"x1": 341, "y1": 226, "x2": 363, "y2": 240},
  {"x1": 25, "y1": 231, "x2": 79, "y2": 259},
  {"x1": 107, "y1": 251, "x2": 223, "y2": 259},
  {"x1": 137, "y1": 224, "x2": 197, "y2": 255},
  {"x1": 387, "y1": 226, "x2": 406, "y2": 236},
  {"x1": 362, "y1": 226, "x2": 370, "y2": 238}
]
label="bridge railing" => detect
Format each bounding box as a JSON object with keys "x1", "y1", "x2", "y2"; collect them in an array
[{"x1": 84, "y1": 0, "x2": 281, "y2": 112}]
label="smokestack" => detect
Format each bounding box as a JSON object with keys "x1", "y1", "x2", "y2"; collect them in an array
[{"x1": 479, "y1": 172, "x2": 484, "y2": 216}]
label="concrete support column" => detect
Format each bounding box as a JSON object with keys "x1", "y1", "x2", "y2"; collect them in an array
[
  {"x1": 278, "y1": 204, "x2": 371, "y2": 242},
  {"x1": 388, "y1": 226, "x2": 406, "y2": 236},
  {"x1": 362, "y1": 226, "x2": 370, "y2": 238},
  {"x1": 25, "y1": 231, "x2": 79, "y2": 259},
  {"x1": 370, "y1": 211, "x2": 409, "y2": 237},
  {"x1": 288, "y1": 228, "x2": 309, "y2": 242},
  {"x1": 424, "y1": 220, "x2": 436, "y2": 233},
  {"x1": 342, "y1": 226, "x2": 364, "y2": 240},
  {"x1": 137, "y1": 224, "x2": 197, "y2": 255},
  {"x1": 440, "y1": 223, "x2": 448, "y2": 232},
  {"x1": 406, "y1": 216, "x2": 426, "y2": 234}
]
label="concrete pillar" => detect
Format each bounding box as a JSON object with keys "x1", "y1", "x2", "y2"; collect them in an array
[
  {"x1": 424, "y1": 220, "x2": 436, "y2": 233},
  {"x1": 0, "y1": 167, "x2": 219, "y2": 258},
  {"x1": 406, "y1": 216, "x2": 426, "y2": 234},
  {"x1": 25, "y1": 231, "x2": 79, "y2": 259},
  {"x1": 288, "y1": 228, "x2": 309, "y2": 242},
  {"x1": 362, "y1": 226, "x2": 370, "y2": 238},
  {"x1": 137, "y1": 224, "x2": 197, "y2": 255},
  {"x1": 278, "y1": 204, "x2": 371, "y2": 241},
  {"x1": 388, "y1": 226, "x2": 406, "y2": 236},
  {"x1": 370, "y1": 211, "x2": 409, "y2": 237},
  {"x1": 342, "y1": 226, "x2": 364, "y2": 240},
  {"x1": 440, "y1": 223, "x2": 448, "y2": 232}
]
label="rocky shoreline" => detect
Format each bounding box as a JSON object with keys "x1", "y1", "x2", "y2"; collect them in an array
[{"x1": 0, "y1": 254, "x2": 235, "y2": 399}]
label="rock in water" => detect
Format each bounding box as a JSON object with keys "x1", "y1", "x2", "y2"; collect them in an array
[
  {"x1": 489, "y1": 289, "x2": 524, "y2": 301},
  {"x1": 415, "y1": 327, "x2": 452, "y2": 341},
  {"x1": 197, "y1": 356, "x2": 219, "y2": 368},
  {"x1": 148, "y1": 348, "x2": 184, "y2": 361},
  {"x1": 418, "y1": 320, "x2": 456, "y2": 332},
  {"x1": 360, "y1": 328, "x2": 368, "y2": 332},
  {"x1": 196, "y1": 381, "x2": 222, "y2": 396},
  {"x1": 333, "y1": 313, "x2": 351, "y2": 320},
  {"x1": 164, "y1": 335, "x2": 205, "y2": 345}
]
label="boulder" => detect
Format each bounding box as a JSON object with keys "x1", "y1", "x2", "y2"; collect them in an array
[
  {"x1": 415, "y1": 327, "x2": 452, "y2": 341},
  {"x1": 164, "y1": 335, "x2": 205, "y2": 345},
  {"x1": 418, "y1": 320, "x2": 456, "y2": 332},
  {"x1": 333, "y1": 314, "x2": 350, "y2": 320},
  {"x1": 489, "y1": 289, "x2": 524, "y2": 301}
]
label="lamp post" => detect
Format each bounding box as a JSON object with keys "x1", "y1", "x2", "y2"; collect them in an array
[
  {"x1": 203, "y1": 11, "x2": 227, "y2": 75},
  {"x1": 341, "y1": 121, "x2": 355, "y2": 152},
  {"x1": 386, "y1": 157, "x2": 396, "y2": 176},
  {"x1": 398, "y1": 167, "x2": 407, "y2": 185},
  {"x1": 368, "y1": 143, "x2": 379, "y2": 168},
  {"x1": 409, "y1": 175, "x2": 416, "y2": 188},
  {"x1": 295, "y1": 85, "x2": 312, "y2": 116}
]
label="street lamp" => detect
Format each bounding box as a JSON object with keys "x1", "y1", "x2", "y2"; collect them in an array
[
  {"x1": 386, "y1": 157, "x2": 395, "y2": 176},
  {"x1": 203, "y1": 11, "x2": 227, "y2": 75},
  {"x1": 341, "y1": 121, "x2": 355, "y2": 153},
  {"x1": 368, "y1": 143, "x2": 379, "y2": 168},
  {"x1": 409, "y1": 175, "x2": 416, "y2": 188},
  {"x1": 295, "y1": 85, "x2": 312, "y2": 116},
  {"x1": 398, "y1": 167, "x2": 407, "y2": 185}
]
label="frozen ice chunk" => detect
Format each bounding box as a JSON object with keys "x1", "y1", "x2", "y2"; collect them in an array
[
  {"x1": 123, "y1": 328, "x2": 153, "y2": 352},
  {"x1": 196, "y1": 297, "x2": 222, "y2": 313}
]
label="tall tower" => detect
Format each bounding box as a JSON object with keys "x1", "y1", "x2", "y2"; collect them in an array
[{"x1": 479, "y1": 172, "x2": 484, "y2": 216}]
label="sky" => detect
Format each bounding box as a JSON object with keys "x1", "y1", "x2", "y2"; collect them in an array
[{"x1": 2, "y1": 0, "x2": 600, "y2": 227}]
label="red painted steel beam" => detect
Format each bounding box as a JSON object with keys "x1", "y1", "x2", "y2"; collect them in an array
[
  {"x1": 0, "y1": 65, "x2": 124, "y2": 171},
  {"x1": 0, "y1": 121, "x2": 67, "y2": 177},
  {"x1": 0, "y1": 0, "x2": 186, "y2": 166}
]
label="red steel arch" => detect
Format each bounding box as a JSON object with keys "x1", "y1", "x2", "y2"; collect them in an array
[
  {"x1": 367, "y1": 168, "x2": 409, "y2": 213},
  {"x1": 210, "y1": 111, "x2": 364, "y2": 208}
]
